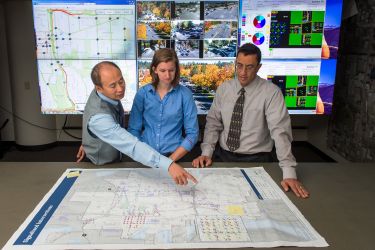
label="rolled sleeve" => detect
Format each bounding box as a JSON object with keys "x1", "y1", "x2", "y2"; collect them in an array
[
  {"x1": 181, "y1": 138, "x2": 194, "y2": 152},
  {"x1": 180, "y1": 90, "x2": 199, "y2": 151},
  {"x1": 128, "y1": 89, "x2": 144, "y2": 140}
]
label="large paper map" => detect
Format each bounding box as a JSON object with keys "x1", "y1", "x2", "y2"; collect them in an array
[{"x1": 3, "y1": 167, "x2": 328, "y2": 249}]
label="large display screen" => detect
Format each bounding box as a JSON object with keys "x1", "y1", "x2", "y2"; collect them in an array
[
  {"x1": 33, "y1": 0, "x2": 137, "y2": 114},
  {"x1": 239, "y1": 0, "x2": 342, "y2": 114},
  {"x1": 136, "y1": 0, "x2": 238, "y2": 114},
  {"x1": 32, "y1": 0, "x2": 342, "y2": 114}
]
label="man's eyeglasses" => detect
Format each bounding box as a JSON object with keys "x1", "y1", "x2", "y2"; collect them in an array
[{"x1": 236, "y1": 62, "x2": 258, "y2": 72}]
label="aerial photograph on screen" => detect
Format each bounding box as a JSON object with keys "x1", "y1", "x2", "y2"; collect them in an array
[
  {"x1": 174, "y1": 1, "x2": 200, "y2": 20},
  {"x1": 204, "y1": 21, "x2": 237, "y2": 39},
  {"x1": 172, "y1": 20, "x2": 204, "y2": 40},
  {"x1": 137, "y1": 21, "x2": 171, "y2": 40},
  {"x1": 175, "y1": 40, "x2": 200, "y2": 58},
  {"x1": 204, "y1": 39, "x2": 237, "y2": 58},
  {"x1": 137, "y1": 1, "x2": 171, "y2": 20},
  {"x1": 136, "y1": 0, "x2": 239, "y2": 113},
  {"x1": 204, "y1": 1, "x2": 238, "y2": 20},
  {"x1": 137, "y1": 40, "x2": 170, "y2": 58}
]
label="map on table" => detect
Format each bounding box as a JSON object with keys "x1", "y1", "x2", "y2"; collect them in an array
[{"x1": 3, "y1": 167, "x2": 328, "y2": 249}]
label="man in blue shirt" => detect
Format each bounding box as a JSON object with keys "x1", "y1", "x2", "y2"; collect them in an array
[{"x1": 77, "y1": 61, "x2": 197, "y2": 185}]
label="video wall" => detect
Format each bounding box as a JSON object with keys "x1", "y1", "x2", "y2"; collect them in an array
[
  {"x1": 32, "y1": 0, "x2": 342, "y2": 114},
  {"x1": 239, "y1": 0, "x2": 342, "y2": 114}
]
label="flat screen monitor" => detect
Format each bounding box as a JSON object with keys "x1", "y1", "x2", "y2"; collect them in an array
[
  {"x1": 136, "y1": 0, "x2": 239, "y2": 114},
  {"x1": 238, "y1": 0, "x2": 342, "y2": 114},
  {"x1": 32, "y1": 0, "x2": 342, "y2": 115},
  {"x1": 32, "y1": 0, "x2": 137, "y2": 114}
]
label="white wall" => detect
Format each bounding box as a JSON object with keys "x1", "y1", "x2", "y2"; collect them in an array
[
  {"x1": 55, "y1": 115, "x2": 82, "y2": 142},
  {"x1": 3, "y1": 0, "x2": 56, "y2": 146},
  {"x1": 0, "y1": 3, "x2": 14, "y2": 141}
]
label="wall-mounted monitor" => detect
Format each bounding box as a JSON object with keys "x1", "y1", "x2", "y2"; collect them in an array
[
  {"x1": 239, "y1": 0, "x2": 343, "y2": 114},
  {"x1": 32, "y1": 0, "x2": 342, "y2": 115},
  {"x1": 136, "y1": 0, "x2": 238, "y2": 114},
  {"x1": 33, "y1": 0, "x2": 137, "y2": 114}
]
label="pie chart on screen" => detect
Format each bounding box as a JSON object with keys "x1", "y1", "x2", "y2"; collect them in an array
[
  {"x1": 252, "y1": 33, "x2": 265, "y2": 45},
  {"x1": 253, "y1": 15, "x2": 266, "y2": 28}
]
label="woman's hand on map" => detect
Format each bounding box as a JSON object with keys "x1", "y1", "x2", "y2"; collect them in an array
[{"x1": 168, "y1": 162, "x2": 198, "y2": 185}]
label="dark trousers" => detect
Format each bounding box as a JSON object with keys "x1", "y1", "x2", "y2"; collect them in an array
[{"x1": 213, "y1": 146, "x2": 274, "y2": 163}]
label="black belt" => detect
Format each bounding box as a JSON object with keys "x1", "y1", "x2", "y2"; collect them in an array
[{"x1": 222, "y1": 148, "x2": 271, "y2": 158}]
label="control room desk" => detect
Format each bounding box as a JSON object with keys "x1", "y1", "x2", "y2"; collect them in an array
[{"x1": 0, "y1": 162, "x2": 374, "y2": 250}]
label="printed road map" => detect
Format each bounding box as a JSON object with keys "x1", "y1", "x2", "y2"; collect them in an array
[{"x1": 3, "y1": 167, "x2": 328, "y2": 249}]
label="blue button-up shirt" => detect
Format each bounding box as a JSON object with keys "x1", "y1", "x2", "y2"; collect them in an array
[
  {"x1": 88, "y1": 91, "x2": 173, "y2": 172},
  {"x1": 128, "y1": 84, "x2": 199, "y2": 155}
]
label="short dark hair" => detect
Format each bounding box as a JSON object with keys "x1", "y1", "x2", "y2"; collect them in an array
[
  {"x1": 237, "y1": 43, "x2": 262, "y2": 65},
  {"x1": 150, "y1": 48, "x2": 180, "y2": 88},
  {"x1": 91, "y1": 61, "x2": 122, "y2": 87}
]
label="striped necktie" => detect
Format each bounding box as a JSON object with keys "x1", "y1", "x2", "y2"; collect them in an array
[{"x1": 226, "y1": 88, "x2": 245, "y2": 151}]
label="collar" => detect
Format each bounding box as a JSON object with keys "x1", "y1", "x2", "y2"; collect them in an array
[
  {"x1": 97, "y1": 91, "x2": 119, "y2": 106},
  {"x1": 235, "y1": 75, "x2": 260, "y2": 94},
  {"x1": 147, "y1": 83, "x2": 178, "y2": 94}
]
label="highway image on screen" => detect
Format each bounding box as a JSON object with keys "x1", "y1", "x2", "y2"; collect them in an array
[
  {"x1": 174, "y1": 1, "x2": 200, "y2": 20},
  {"x1": 136, "y1": 0, "x2": 239, "y2": 60},
  {"x1": 204, "y1": 1, "x2": 238, "y2": 20}
]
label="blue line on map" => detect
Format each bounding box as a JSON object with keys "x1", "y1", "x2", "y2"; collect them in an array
[
  {"x1": 14, "y1": 171, "x2": 81, "y2": 245},
  {"x1": 240, "y1": 169, "x2": 263, "y2": 200}
]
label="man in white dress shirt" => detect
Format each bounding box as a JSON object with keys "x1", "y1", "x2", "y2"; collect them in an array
[{"x1": 192, "y1": 43, "x2": 309, "y2": 198}]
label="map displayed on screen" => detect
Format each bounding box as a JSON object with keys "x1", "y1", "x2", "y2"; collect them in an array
[
  {"x1": 33, "y1": 0, "x2": 137, "y2": 114},
  {"x1": 34, "y1": 4, "x2": 136, "y2": 59},
  {"x1": 37, "y1": 59, "x2": 137, "y2": 114}
]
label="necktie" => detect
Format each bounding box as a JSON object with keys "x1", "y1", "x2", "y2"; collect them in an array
[
  {"x1": 117, "y1": 102, "x2": 124, "y2": 128},
  {"x1": 117, "y1": 102, "x2": 124, "y2": 160},
  {"x1": 226, "y1": 88, "x2": 245, "y2": 151}
]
